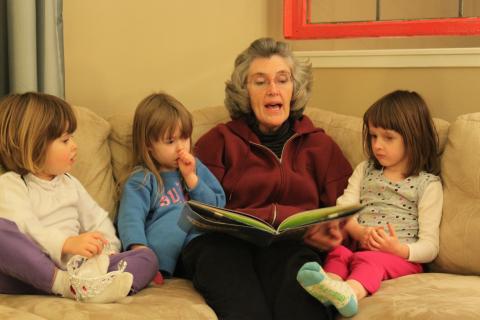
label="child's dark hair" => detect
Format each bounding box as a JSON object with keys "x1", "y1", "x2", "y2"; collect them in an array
[
  {"x1": 363, "y1": 90, "x2": 440, "y2": 176},
  {"x1": 0, "y1": 92, "x2": 76, "y2": 175},
  {"x1": 130, "y1": 92, "x2": 193, "y2": 191}
]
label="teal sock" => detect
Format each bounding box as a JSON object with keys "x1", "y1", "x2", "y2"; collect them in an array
[
  {"x1": 295, "y1": 262, "x2": 331, "y2": 306},
  {"x1": 297, "y1": 262, "x2": 358, "y2": 318}
]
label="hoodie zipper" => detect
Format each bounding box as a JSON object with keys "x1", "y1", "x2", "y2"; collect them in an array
[
  {"x1": 248, "y1": 133, "x2": 299, "y2": 226},
  {"x1": 249, "y1": 133, "x2": 298, "y2": 163}
]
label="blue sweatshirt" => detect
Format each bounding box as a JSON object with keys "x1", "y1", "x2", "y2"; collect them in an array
[{"x1": 117, "y1": 158, "x2": 225, "y2": 276}]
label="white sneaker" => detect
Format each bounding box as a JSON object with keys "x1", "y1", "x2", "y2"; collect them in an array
[
  {"x1": 76, "y1": 253, "x2": 109, "y2": 278},
  {"x1": 83, "y1": 272, "x2": 133, "y2": 304},
  {"x1": 66, "y1": 254, "x2": 132, "y2": 303}
]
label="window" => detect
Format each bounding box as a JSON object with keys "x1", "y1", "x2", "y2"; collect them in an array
[{"x1": 284, "y1": 0, "x2": 480, "y2": 39}]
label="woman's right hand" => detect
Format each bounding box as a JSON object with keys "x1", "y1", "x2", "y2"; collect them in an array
[
  {"x1": 62, "y1": 232, "x2": 107, "y2": 258},
  {"x1": 303, "y1": 221, "x2": 344, "y2": 251},
  {"x1": 350, "y1": 223, "x2": 385, "y2": 250}
]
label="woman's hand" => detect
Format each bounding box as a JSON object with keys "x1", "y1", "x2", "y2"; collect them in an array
[
  {"x1": 178, "y1": 149, "x2": 198, "y2": 189},
  {"x1": 62, "y1": 232, "x2": 107, "y2": 258},
  {"x1": 303, "y1": 221, "x2": 344, "y2": 251},
  {"x1": 364, "y1": 223, "x2": 409, "y2": 259},
  {"x1": 356, "y1": 226, "x2": 379, "y2": 249}
]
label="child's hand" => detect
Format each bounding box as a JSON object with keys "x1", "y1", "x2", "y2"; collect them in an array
[
  {"x1": 177, "y1": 149, "x2": 198, "y2": 189},
  {"x1": 364, "y1": 223, "x2": 409, "y2": 258},
  {"x1": 62, "y1": 232, "x2": 107, "y2": 258}
]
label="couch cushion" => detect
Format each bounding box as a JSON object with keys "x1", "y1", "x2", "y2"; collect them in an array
[
  {"x1": 338, "y1": 273, "x2": 480, "y2": 320},
  {"x1": 0, "y1": 304, "x2": 47, "y2": 320},
  {"x1": 431, "y1": 112, "x2": 480, "y2": 275},
  {"x1": 107, "y1": 112, "x2": 133, "y2": 191},
  {"x1": 0, "y1": 279, "x2": 216, "y2": 320},
  {"x1": 191, "y1": 106, "x2": 230, "y2": 144},
  {"x1": 70, "y1": 106, "x2": 117, "y2": 217},
  {"x1": 305, "y1": 108, "x2": 365, "y2": 168}
]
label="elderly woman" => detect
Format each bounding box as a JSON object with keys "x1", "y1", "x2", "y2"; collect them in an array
[{"x1": 181, "y1": 38, "x2": 352, "y2": 320}]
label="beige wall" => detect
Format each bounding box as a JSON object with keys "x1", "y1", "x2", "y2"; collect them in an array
[
  {"x1": 310, "y1": 68, "x2": 480, "y2": 122},
  {"x1": 64, "y1": 1, "x2": 268, "y2": 118},
  {"x1": 65, "y1": 0, "x2": 480, "y2": 122}
]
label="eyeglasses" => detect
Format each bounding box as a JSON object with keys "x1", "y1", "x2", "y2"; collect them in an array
[{"x1": 247, "y1": 72, "x2": 293, "y2": 90}]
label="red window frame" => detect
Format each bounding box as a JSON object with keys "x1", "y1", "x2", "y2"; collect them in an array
[{"x1": 284, "y1": 0, "x2": 480, "y2": 39}]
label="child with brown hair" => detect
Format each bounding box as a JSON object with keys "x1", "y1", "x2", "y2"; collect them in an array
[
  {"x1": 0, "y1": 92, "x2": 158, "y2": 303},
  {"x1": 297, "y1": 90, "x2": 443, "y2": 317},
  {"x1": 117, "y1": 92, "x2": 225, "y2": 278}
]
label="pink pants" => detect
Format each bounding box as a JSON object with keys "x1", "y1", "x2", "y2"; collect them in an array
[{"x1": 324, "y1": 245, "x2": 422, "y2": 294}]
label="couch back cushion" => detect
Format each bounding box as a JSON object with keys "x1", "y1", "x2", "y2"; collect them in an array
[
  {"x1": 431, "y1": 112, "x2": 480, "y2": 275},
  {"x1": 107, "y1": 112, "x2": 133, "y2": 190},
  {"x1": 70, "y1": 106, "x2": 117, "y2": 217}
]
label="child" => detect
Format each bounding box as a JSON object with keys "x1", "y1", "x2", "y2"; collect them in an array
[
  {"x1": 0, "y1": 92, "x2": 158, "y2": 303},
  {"x1": 117, "y1": 92, "x2": 225, "y2": 277},
  {"x1": 297, "y1": 90, "x2": 443, "y2": 317}
]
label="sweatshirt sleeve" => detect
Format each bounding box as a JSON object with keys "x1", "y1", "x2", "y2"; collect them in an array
[
  {"x1": 0, "y1": 173, "x2": 66, "y2": 266},
  {"x1": 407, "y1": 180, "x2": 443, "y2": 263},
  {"x1": 73, "y1": 176, "x2": 121, "y2": 253},
  {"x1": 194, "y1": 126, "x2": 227, "y2": 183},
  {"x1": 117, "y1": 172, "x2": 153, "y2": 251},
  {"x1": 188, "y1": 158, "x2": 226, "y2": 208},
  {"x1": 319, "y1": 137, "x2": 353, "y2": 207}
]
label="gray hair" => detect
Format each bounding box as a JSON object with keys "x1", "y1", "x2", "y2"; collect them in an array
[{"x1": 225, "y1": 38, "x2": 312, "y2": 120}]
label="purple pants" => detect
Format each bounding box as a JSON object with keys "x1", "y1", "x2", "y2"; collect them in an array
[
  {"x1": 0, "y1": 218, "x2": 158, "y2": 295},
  {"x1": 324, "y1": 245, "x2": 423, "y2": 294}
]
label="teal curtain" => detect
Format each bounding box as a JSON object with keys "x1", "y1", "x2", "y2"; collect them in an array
[{"x1": 0, "y1": 0, "x2": 64, "y2": 98}]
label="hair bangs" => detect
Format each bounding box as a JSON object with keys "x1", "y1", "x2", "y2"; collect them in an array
[
  {"x1": 40, "y1": 95, "x2": 77, "y2": 140},
  {"x1": 148, "y1": 102, "x2": 192, "y2": 143},
  {"x1": 364, "y1": 100, "x2": 403, "y2": 133}
]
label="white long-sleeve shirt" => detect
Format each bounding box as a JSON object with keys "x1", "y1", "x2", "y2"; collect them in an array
[
  {"x1": 0, "y1": 172, "x2": 120, "y2": 269},
  {"x1": 337, "y1": 161, "x2": 443, "y2": 263}
]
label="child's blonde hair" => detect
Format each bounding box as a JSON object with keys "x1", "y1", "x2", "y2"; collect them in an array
[
  {"x1": 363, "y1": 90, "x2": 440, "y2": 176},
  {"x1": 130, "y1": 92, "x2": 193, "y2": 191},
  {"x1": 0, "y1": 92, "x2": 77, "y2": 176}
]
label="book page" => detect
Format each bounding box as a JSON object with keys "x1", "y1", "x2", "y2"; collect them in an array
[
  {"x1": 277, "y1": 204, "x2": 363, "y2": 232},
  {"x1": 187, "y1": 200, "x2": 276, "y2": 233}
]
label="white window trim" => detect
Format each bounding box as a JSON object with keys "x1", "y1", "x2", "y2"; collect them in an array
[{"x1": 294, "y1": 48, "x2": 480, "y2": 68}]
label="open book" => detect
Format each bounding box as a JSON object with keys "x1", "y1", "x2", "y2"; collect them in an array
[{"x1": 182, "y1": 200, "x2": 363, "y2": 246}]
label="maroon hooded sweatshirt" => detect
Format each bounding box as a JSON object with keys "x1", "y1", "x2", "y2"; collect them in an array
[{"x1": 194, "y1": 115, "x2": 352, "y2": 227}]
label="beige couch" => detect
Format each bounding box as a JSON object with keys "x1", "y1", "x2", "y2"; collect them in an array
[{"x1": 1, "y1": 105, "x2": 479, "y2": 320}]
